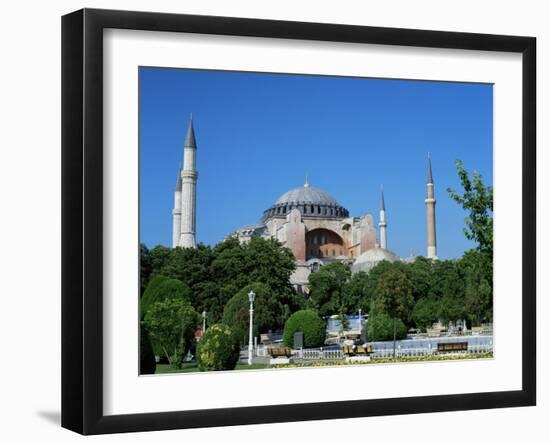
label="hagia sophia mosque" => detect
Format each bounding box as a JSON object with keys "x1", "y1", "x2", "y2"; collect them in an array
[{"x1": 172, "y1": 117, "x2": 438, "y2": 292}]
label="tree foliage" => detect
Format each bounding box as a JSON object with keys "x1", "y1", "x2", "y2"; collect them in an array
[
  {"x1": 139, "y1": 327, "x2": 156, "y2": 375},
  {"x1": 222, "y1": 283, "x2": 289, "y2": 344},
  {"x1": 308, "y1": 263, "x2": 372, "y2": 316},
  {"x1": 460, "y1": 249, "x2": 493, "y2": 324},
  {"x1": 412, "y1": 297, "x2": 440, "y2": 331},
  {"x1": 196, "y1": 324, "x2": 240, "y2": 371},
  {"x1": 155, "y1": 237, "x2": 301, "y2": 324},
  {"x1": 447, "y1": 160, "x2": 493, "y2": 255},
  {"x1": 143, "y1": 298, "x2": 200, "y2": 368},
  {"x1": 140, "y1": 276, "x2": 191, "y2": 319},
  {"x1": 283, "y1": 309, "x2": 326, "y2": 348},
  {"x1": 345, "y1": 271, "x2": 371, "y2": 312},
  {"x1": 308, "y1": 262, "x2": 352, "y2": 317},
  {"x1": 367, "y1": 311, "x2": 408, "y2": 342},
  {"x1": 373, "y1": 269, "x2": 414, "y2": 324},
  {"x1": 372, "y1": 268, "x2": 414, "y2": 356}
]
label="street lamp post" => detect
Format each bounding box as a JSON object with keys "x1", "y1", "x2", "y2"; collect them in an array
[
  {"x1": 202, "y1": 310, "x2": 207, "y2": 336},
  {"x1": 248, "y1": 290, "x2": 256, "y2": 366}
]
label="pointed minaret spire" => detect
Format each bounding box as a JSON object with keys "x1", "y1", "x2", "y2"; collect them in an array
[
  {"x1": 427, "y1": 152, "x2": 434, "y2": 184},
  {"x1": 425, "y1": 154, "x2": 437, "y2": 259},
  {"x1": 178, "y1": 114, "x2": 198, "y2": 248},
  {"x1": 379, "y1": 185, "x2": 387, "y2": 250},
  {"x1": 184, "y1": 114, "x2": 196, "y2": 150},
  {"x1": 304, "y1": 174, "x2": 309, "y2": 188}
]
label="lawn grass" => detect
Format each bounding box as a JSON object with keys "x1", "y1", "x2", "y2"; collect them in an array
[{"x1": 155, "y1": 362, "x2": 269, "y2": 374}]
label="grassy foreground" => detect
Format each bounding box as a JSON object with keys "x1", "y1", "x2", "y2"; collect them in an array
[
  {"x1": 154, "y1": 353, "x2": 492, "y2": 374},
  {"x1": 155, "y1": 362, "x2": 269, "y2": 374}
]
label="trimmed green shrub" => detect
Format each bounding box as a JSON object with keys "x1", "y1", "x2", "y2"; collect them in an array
[
  {"x1": 139, "y1": 327, "x2": 156, "y2": 375},
  {"x1": 367, "y1": 311, "x2": 407, "y2": 342},
  {"x1": 196, "y1": 324, "x2": 240, "y2": 371},
  {"x1": 283, "y1": 309, "x2": 326, "y2": 348},
  {"x1": 140, "y1": 276, "x2": 191, "y2": 319}
]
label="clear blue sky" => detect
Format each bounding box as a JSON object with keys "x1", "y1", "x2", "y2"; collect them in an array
[{"x1": 139, "y1": 67, "x2": 493, "y2": 260}]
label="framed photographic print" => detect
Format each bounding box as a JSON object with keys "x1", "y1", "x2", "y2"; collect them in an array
[{"x1": 61, "y1": 8, "x2": 536, "y2": 435}]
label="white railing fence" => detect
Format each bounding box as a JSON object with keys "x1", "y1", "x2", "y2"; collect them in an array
[{"x1": 255, "y1": 343, "x2": 492, "y2": 361}]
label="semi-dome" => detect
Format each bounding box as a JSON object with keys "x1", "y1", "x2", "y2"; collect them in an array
[
  {"x1": 352, "y1": 247, "x2": 399, "y2": 273},
  {"x1": 263, "y1": 183, "x2": 349, "y2": 221}
]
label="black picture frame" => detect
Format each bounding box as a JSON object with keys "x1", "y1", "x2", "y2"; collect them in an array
[{"x1": 62, "y1": 8, "x2": 536, "y2": 435}]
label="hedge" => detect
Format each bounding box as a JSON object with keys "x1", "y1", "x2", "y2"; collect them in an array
[{"x1": 283, "y1": 310, "x2": 326, "y2": 348}]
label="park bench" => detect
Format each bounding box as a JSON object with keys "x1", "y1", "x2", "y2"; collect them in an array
[
  {"x1": 342, "y1": 344, "x2": 373, "y2": 356},
  {"x1": 268, "y1": 347, "x2": 292, "y2": 358},
  {"x1": 437, "y1": 342, "x2": 468, "y2": 353}
]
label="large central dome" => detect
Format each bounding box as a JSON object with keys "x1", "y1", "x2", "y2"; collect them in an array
[
  {"x1": 263, "y1": 183, "x2": 349, "y2": 220},
  {"x1": 276, "y1": 186, "x2": 339, "y2": 206}
]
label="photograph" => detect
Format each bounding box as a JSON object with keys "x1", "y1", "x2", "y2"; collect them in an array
[{"x1": 138, "y1": 67, "x2": 494, "y2": 375}]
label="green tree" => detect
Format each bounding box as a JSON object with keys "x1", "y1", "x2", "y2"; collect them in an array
[
  {"x1": 222, "y1": 283, "x2": 288, "y2": 344},
  {"x1": 193, "y1": 281, "x2": 224, "y2": 324},
  {"x1": 372, "y1": 269, "x2": 414, "y2": 358},
  {"x1": 363, "y1": 260, "x2": 407, "y2": 308},
  {"x1": 460, "y1": 249, "x2": 493, "y2": 325},
  {"x1": 345, "y1": 271, "x2": 371, "y2": 313},
  {"x1": 367, "y1": 310, "x2": 408, "y2": 342},
  {"x1": 430, "y1": 260, "x2": 466, "y2": 323},
  {"x1": 140, "y1": 276, "x2": 191, "y2": 319},
  {"x1": 139, "y1": 327, "x2": 156, "y2": 375},
  {"x1": 412, "y1": 297, "x2": 440, "y2": 331},
  {"x1": 161, "y1": 244, "x2": 215, "y2": 294},
  {"x1": 447, "y1": 160, "x2": 493, "y2": 255},
  {"x1": 283, "y1": 309, "x2": 326, "y2": 348},
  {"x1": 211, "y1": 237, "x2": 301, "y2": 316},
  {"x1": 140, "y1": 243, "x2": 152, "y2": 296},
  {"x1": 308, "y1": 262, "x2": 352, "y2": 317},
  {"x1": 143, "y1": 298, "x2": 200, "y2": 368},
  {"x1": 196, "y1": 324, "x2": 240, "y2": 371},
  {"x1": 140, "y1": 244, "x2": 173, "y2": 296},
  {"x1": 406, "y1": 257, "x2": 434, "y2": 302}
]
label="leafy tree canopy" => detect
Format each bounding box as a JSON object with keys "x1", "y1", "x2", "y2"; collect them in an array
[
  {"x1": 412, "y1": 297, "x2": 440, "y2": 331},
  {"x1": 367, "y1": 310, "x2": 408, "y2": 342},
  {"x1": 143, "y1": 298, "x2": 200, "y2": 368},
  {"x1": 447, "y1": 160, "x2": 493, "y2": 255},
  {"x1": 345, "y1": 271, "x2": 371, "y2": 313},
  {"x1": 140, "y1": 276, "x2": 191, "y2": 319},
  {"x1": 373, "y1": 268, "x2": 414, "y2": 322},
  {"x1": 308, "y1": 262, "x2": 352, "y2": 317},
  {"x1": 222, "y1": 283, "x2": 289, "y2": 344}
]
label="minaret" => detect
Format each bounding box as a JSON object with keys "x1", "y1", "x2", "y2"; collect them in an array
[
  {"x1": 425, "y1": 154, "x2": 437, "y2": 259},
  {"x1": 379, "y1": 186, "x2": 387, "y2": 250},
  {"x1": 172, "y1": 167, "x2": 182, "y2": 248},
  {"x1": 179, "y1": 115, "x2": 198, "y2": 248}
]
